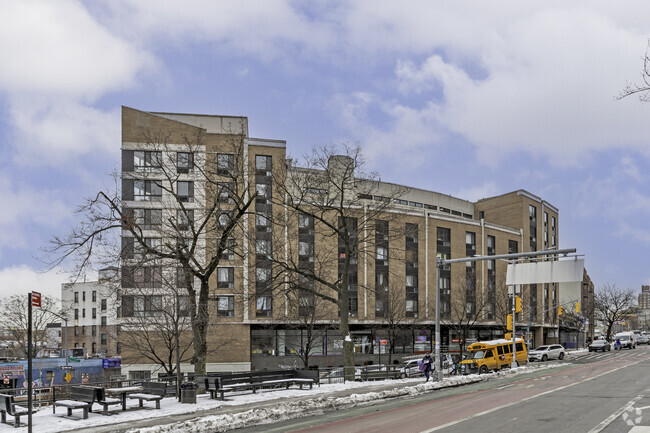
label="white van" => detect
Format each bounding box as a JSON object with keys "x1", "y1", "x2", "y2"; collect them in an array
[{"x1": 614, "y1": 331, "x2": 636, "y2": 349}]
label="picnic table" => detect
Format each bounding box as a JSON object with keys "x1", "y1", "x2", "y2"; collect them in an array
[{"x1": 105, "y1": 386, "x2": 143, "y2": 411}]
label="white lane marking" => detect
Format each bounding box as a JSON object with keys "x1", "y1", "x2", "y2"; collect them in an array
[
  {"x1": 587, "y1": 395, "x2": 644, "y2": 433},
  {"x1": 419, "y1": 358, "x2": 645, "y2": 433}
]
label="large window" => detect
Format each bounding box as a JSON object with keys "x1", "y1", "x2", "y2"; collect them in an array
[
  {"x1": 529, "y1": 205, "x2": 537, "y2": 251},
  {"x1": 120, "y1": 295, "x2": 162, "y2": 317},
  {"x1": 217, "y1": 153, "x2": 234, "y2": 176},
  {"x1": 133, "y1": 180, "x2": 162, "y2": 201},
  {"x1": 176, "y1": 209, "x2": 194, "y2": 231},
  {"x1": 121, "y1": 266, "x2": 163, "y2": 288},
  {"x1": 177, "y1": 152, "x2": 194, "y2": 173},
  {"x1": 217, "y1": 296, "x2": 234, "y2": 317},
  {"x1": 256, "y1": 296, "x2": 272, "y2": 317},
  {"x1": 133, "y1": 151, "x2": 162, "y2": 172},
  {"x1": 177, "y1": 181, "x2": 194, "y2": 202},
  {"x1": 255, "y1": 155, "x2": 272, "y2": 175},
  {"x1": 217, "y1": 182, "x2": 234, "y2": 203},
  {"x1": 217, "y1": 267, "x2": 234, "y2": 289}
]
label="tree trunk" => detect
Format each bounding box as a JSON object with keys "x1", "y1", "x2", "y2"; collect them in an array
[{"x1": 191, "y1": 279, "x2": 210, "y2": 375}]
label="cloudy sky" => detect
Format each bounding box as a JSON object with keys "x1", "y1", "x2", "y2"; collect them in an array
[{"x1": 1, "y1": 0, "x2": 650, "y2": 301}]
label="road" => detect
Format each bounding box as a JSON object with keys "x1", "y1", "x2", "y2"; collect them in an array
[{"x1": 237, "y1": 346, "x2": 650, "y2": 433}]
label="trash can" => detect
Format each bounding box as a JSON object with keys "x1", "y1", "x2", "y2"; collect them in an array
[{"x1": 180, "y1": 382, "x2": 198, "y2": 404}]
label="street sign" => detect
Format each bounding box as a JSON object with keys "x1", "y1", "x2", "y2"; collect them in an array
[
  {"x1": 60, "y1": 366, "x2": 73, "y2": 370},
  {"x1": 64, "y1": 372, "x2": 72, "y2": 383},
  {"x1": 31, "y1": 292, "x2": 41, "y2": 308},
  {"x1": 3, "y1": 376, "x2": 8, "y2": 384},
  {"x1": 67, "y1": 357, "x2": 80, "y2": 363}
]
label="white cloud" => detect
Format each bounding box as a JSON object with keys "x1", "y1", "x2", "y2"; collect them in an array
[
  {"x1": 0, "y1": 265, "x2": 70, "y2": 301},
  {"x1": 0, "y1": 174, "x2": 71, "y2": 255},
  {"x1": 0, "y1": 0, "x2": 153, "y2": 164}
]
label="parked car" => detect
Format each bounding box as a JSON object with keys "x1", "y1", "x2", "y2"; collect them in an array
[
  {"x1": 399, "y1": 359, "x2": 424, "y2": 378},
  {"x1": 588, "y1": 339, "x2": 611, "y2": 352},
  {"x1": 637, "y1": 334, "x2": 649, "y2": 345},
  {"x1": 528, "y1": 344, "x2": 566, "y2": 362}
]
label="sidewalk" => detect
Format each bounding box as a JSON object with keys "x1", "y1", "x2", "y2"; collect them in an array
[{"x1": 57, "y1": 374, "x2": 492, "y2": 433}]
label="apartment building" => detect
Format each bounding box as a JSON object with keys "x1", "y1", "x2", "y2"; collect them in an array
[
  {"x1": 61, "y1": 268, "x2": 119, "y2": 357},
  {"x1": 117, "y1": 106, "x2": 587, "y2": 372}
]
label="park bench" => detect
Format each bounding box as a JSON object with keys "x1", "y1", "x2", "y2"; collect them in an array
[
  {"x1": 359, "y1": 367, "x2": 401, "y2": 381},
  {"x1": 53, "y1": 386, "x2": 93, "y2": 420},
  {"x1": 0, "y1": 394, "x2": 29, "y2": 427},
  {"x1": 128, "y1": 381, "x2": 166, "y2": 409},
  {"x1": 204, "y1": 370, "x2": 316, "y2": 400}
]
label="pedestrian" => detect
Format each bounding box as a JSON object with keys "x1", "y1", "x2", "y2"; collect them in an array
[
  {"x1": 615, "y1": 338, "x2": 621, "y2": 350},
  {"x1": 421, "y1": 352, "x2": 433, "y2": 382}
]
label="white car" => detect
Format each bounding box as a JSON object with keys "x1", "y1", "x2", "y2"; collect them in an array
[
  {"x1": 528, "y1": 344, "x2": 566, "y2": 362},
  {"x1": 399, "y1": 359, "x2": 424, "y2": 378}
]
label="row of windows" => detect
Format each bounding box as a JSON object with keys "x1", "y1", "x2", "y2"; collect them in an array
[
  {"x1": 123, "y1": 150, "x2": 195, "y2": 174},
  {"x1": 73, "y1": 291, "x2": 102, "y2": 303},
  {"x1": 74, "y1": 308, "x2": 107, "y2": 320},
  {"x1": 73, "y1": 320, "x2": 108, "y2": 335},
  {"x1": 360, "y1": 195, "x2": 472, "y2": 219}
]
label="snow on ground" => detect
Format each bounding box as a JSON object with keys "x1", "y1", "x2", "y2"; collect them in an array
[{"x1": 14, "y1": 362, "x2": 564, "y2": 432}]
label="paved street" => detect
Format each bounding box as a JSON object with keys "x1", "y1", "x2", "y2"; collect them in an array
[{"x1": 235, "y1": 346, "x2": 650, "y2": 433}]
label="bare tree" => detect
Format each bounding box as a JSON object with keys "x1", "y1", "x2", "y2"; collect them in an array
[
  {"x1": 45, "y1": 122, "x2": 256, "y2": 374},
  {"x1": 443, "y1": 269, "x2": 489, "y2": 354},
  {"x1": 374, "y1": 283, "x2": 420, "y2": 365},
  {"x1": 595, "y1": 284, "x2": 637, "y2": 341},
  {"x1": 0, "y1": 295, "x2": 59, "y2": 357},
  {"x1": 618, "y1": 40, "x2": 650, "y2": 101},
  {"x1": 281, "y1": 292, "x2": 337, "y2": 369},
  {"x1": 271, "y1": 143, "x2": 407, "y2": 379}
]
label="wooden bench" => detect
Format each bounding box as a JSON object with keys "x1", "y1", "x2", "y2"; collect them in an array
[
  {"x1": 128, "y1": 382, "x2": 165, "y2": 409},
  {"x1": 0, "y1": 394, "x2": 29, "y2": 427},
  {"x1": 359, "y1": 369, "x2": 401, "y2": 381},
  {"x1": 52, "y1": 386, "x2": 95, "y2": 419},
  {"x1": 205, "y1": 370, "x2": 316, "y2": 400}
]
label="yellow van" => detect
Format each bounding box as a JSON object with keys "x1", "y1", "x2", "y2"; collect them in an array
[{"x1": 459, "y1": 338, "x2": 528, "y2": 375}]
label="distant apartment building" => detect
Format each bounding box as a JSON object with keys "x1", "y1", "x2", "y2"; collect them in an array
[
  {"x1": 639, "y1": 285, "x2": 650, "y2": 309},
  {"x1": 61, "y1": 268, "x2": 119, "y2": 357},
  {"x1": 115, "y1": 106, "x2": 590, "y2": 373}
]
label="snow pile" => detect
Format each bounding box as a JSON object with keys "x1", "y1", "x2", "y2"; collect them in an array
[{"x1": 128, "y1": 364, "x2": 558, "y2": 433}]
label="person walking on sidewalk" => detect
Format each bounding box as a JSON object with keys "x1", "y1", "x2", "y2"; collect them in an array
[{"x1": 421, "y1": 352, "x2": 433, "y2": 382}]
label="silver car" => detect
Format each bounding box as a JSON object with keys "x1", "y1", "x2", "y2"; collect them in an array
[
  {"x1": 528, "y1": 344, "x2": 566, "y2": 362},
  {"x1": 588, "y1": 339, "x2": 611, "y2": 352}
]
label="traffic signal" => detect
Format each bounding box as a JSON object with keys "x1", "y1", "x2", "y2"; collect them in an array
[
  {"x1": 515, "y1": 296, "x2": 522, "y2": 313},
  {"x1": 507, "y1": 314, "x2": 513, "y2": 330},
  {"x1": 575, "y1": 302, "x2": 580, "y2": 313},
  {"x1": 558, "y1": 306, "x2": 563, "y2": 316}
]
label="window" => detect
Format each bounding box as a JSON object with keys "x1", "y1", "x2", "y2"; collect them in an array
[
  {"x1": 121, "y1": 266, "x2": 163, "y2": 288},
  {"x1": 177, "y1": 209, "x2": 194, "y2": 231},
  {"x1": 376, "y1": 246, "x2": 388, "y2": 260},
  {"x1": 255, "y1": 155, "x2": 272, "y2": 175},
  {"x1": 217, "y1": 153, "x2": 234, "y2": 175},
  {"x1": 299, "y1": 242, "x2": 313, "y2": 257},
  {"x1": 222, "y1": 238, "x2": 235, "y2": 261},
  {"x1": 82, "y1": 325, "x2": 86, "y2": 335},
  {"x1": 92, "y1": 325, "x2": 96, "y2": 336},
  {"x1": 508, "y1": 240, "x2": 518, "y2": 254},
  {"x1": 487, "y1": 235, "x2": 495, "y2": 255},
  {"x1": 132, "y1": 209, "x2": 162, "y2": 230},
  {"x1": 74, "y1": 326, "x2": 78, "y2": 336},
  {"x1": 101, "y1": 333, "x2": 107, "y2": 345},
  {"x1": 92, "y1": 291, "x2": 96, "y2": 302},
  {"x1": 217, "y1": 182, "x2": 234, "y2": 203},
  {"x1": 82, "y1": 308, "x2": 86, "y2": 318},
  {"x1": 116, "y1": 342, "x2": 121, "y2": 354},
  {"x1": 92, "y1": 342, "x2": 96, "y2": 354},
  {"x1": 134, "y1": 180, "x2": 162, "y2": 201},
  {"x1": 82, "y1": 292, "x2": 86, "y2": 302},
  {"x1": 256, "y1": 239, "x2": 271, "y2": 255},
  {"x1": 92, "y1": 308, "x2": 96, "y2": 319},
  {"x1": 217, "y1": 296, "x2": 235, "y2": 317},
  {"x1": 256, "y1": 267, "x2": 271, "y2": 284},
  {"x1": 298, "y1": 214, "x2": 313, "y2": 229},
  {"x1": 74, "y1": 309, "x2": 79, "y2": 320},
  {"x1": 217, "y1": 267, "x2": 234, "y2": 289},
  {"x1": 256, "y1": 214, "x2": 271, "y2": 231},
  {"x1": 177, "y1": 152, "x2": 194, "y2": 173},
  {"x1": 466, "y1": 232, "x2": 476, "y2": 252},
  {"x1": 74, "y1": 292, "x2": 79, "y2": 303},
  {"x1": 134, "y1": 151, "x2": 162, "y2": 172},
  {"x1": 177, "y1": 181, "x2": 194, "y2": 202},
  {"x1": 121, "y1": 296, "x2": 162, "y2": 317},
  {"x1": 101, "y1": 299, "x2": 107, "y2": 312},
  {"x1": 256, "y1": 296, "x2": 272, "y2": 316},
  {"x1": 101, "y1": 316, "x2": 107, "y2": 326},
  {"x1": 256, "y1": 184, "x2": 271, "y2": 202}
]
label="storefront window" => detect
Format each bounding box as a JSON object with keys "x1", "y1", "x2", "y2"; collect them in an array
[
  {"x1": 251, "y1": 329, "x2": 276, "y2": 356},
  {"x1": 414, "y1": 329, "x2": 430, "y2": 353}
]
